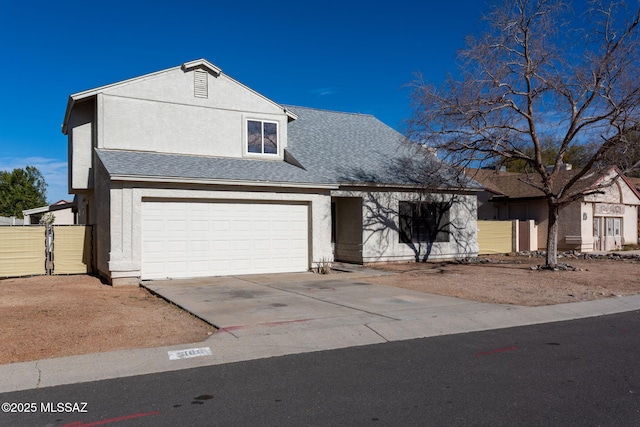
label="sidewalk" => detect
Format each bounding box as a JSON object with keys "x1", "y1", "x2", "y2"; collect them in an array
[{"x1": 2, "y1": 274, "x2": 639, "y2": 394}]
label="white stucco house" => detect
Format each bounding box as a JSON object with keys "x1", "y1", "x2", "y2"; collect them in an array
[{"x1": 63, "y1": 59, "x2": 480, "y2": 285}]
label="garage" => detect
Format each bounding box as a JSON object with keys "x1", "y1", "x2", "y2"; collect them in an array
[{"x1": 141, "y1": 201, "x2": 309, "y2": 280}]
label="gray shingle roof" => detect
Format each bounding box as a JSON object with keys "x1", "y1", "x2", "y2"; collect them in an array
[
  {"x1": 285, "y1": 106, "x2": 408, "y2": 183},
  {"x1": 286, "y1": 106, "x2": 482, "y2": 189},
  {"x1": 95, "y1": 149, "x2": 326, "y2": 185},
  {"x1": 96, "y1": 105, "x2": 479, "y2": 189}
]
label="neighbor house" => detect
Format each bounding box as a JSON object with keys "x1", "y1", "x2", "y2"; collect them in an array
[
  {"x1": 22, "y1": 200, "x2": 76, "y2": 225},
  {"x1": 63, "y1": 59, "x2": 480, "y2": 285},
  {"x1": 470, "y1": 165, "x2": 640, "y2": 252}
]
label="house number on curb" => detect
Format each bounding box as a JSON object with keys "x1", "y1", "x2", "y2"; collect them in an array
[{"x1": 168, "y1": 347, "x2": 213, "y2": 360}]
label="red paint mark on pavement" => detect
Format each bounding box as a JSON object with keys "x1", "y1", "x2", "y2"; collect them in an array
[
  {"x1": 475, "y1": 345, "x2": 520, "y2": 357},
  {"x1": 60, "y1": 411, "x2": 160, "y2": 427},
  {"x1": 221, "y1": 318, "x2": 314, "y2": 332}
]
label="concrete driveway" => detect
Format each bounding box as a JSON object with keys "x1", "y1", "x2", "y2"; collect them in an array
[{"x1": 142, "y1": 269, "x2": 507, "y2": 338}]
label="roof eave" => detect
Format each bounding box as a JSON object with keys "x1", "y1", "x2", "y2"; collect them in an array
[
  {"x1": 108, "y1": 174, "x2": 338, "y2": 190},
  {"x1": 337, "y1": 182, "x2": 483, "y2": 192},
  {"x1": 181, "y1": 59, "x2": 221, "y2": 76}
]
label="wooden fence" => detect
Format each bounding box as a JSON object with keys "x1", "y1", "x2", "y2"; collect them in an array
[
  {"x1": 0, "y1": 225, "x2": 92, "y2": 278},
  {"x1": 477, "y1": 220, "x2": 538, "y2": 254},
  {"x1": 477, "y1": 220, "x2": 518, "y2": 254}
]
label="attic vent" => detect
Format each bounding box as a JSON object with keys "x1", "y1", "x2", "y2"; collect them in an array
[{"x1": 194, "y1": 69, "x2": 208, "y2": 98}]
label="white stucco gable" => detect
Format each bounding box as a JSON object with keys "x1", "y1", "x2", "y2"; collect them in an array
[
  {"x1": 583, "y1": 169, "x2": 640, "y2": 206},
  {"x1": 63, "y1": 59, "x2": 295, "y2": 166}
]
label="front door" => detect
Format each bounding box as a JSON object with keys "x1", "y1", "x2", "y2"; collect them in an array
[
  {"x1": 332, "y1": 197, "x2": 363, "y2": 264},
  {"x1": 594, "y1": 217, "x2": 622, "y2": 251}
]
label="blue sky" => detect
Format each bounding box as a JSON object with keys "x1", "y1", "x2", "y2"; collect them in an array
[{"x1": 0, "y1": 0, "x2": 488, "y2": 203}]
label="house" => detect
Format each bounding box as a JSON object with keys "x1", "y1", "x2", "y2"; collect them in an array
[
  {"x1": 62, "y1": 59, "x2": 480, "y2": 285},
  {"x1": 470, "y1": 166, "x2": 640, "y2": 252},
  {"x1": 22, "y1": 200, "x2": 76, "y2": 225}
]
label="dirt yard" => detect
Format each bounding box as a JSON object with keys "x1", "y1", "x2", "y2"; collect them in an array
[
  {"x1": 2, "y1": 253, "x2": 640, "y2": 365},
  {"x1": 0, "y1": 275, "x2": 215, "y2": 365},
  {"x1": 364, "y1": 253, "x2": 640, "y2": 307}
]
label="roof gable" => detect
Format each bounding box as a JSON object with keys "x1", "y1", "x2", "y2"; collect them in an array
[
  {"x1": 180, "y1": 59, "x2": 221, "y2": 76},
  {"x1": 63, "y1": 59, "x2": 296, "y2": 134}
]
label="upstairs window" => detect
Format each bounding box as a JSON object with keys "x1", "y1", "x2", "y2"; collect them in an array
[
  {"x1": 399, "y1": 201, "x2": 451, "y2": 243},
  {"x1": 247, "y1": 120, "x2": 278, "y2": 155}
]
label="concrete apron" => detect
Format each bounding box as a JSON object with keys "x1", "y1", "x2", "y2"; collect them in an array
[{"x1": 142, "y1": 271, "x2": 509, "y2": 338}]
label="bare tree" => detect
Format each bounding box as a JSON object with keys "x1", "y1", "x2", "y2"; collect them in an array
[{"x1": 406, "y1": 0, "x2": 640, "y2": 267}]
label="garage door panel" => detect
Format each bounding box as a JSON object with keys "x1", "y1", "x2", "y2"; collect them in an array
[
  {"x1": 214, "y1": 221, "x2": 231, "y2": 231},
  {"x1": 233, "y1": 239, "x2": 253, "y2": 251},
  {"x1": 232, "y1": 258, "x2": 252, "y2": 271},
  {"x1": 211, "y1": 242, "x2": 230, "y2": 252},
  {"x1": 252, "y1": 239, "x2": 270, "y2": 251},
  {"x1": 190, "y1": 240, "x2": 209, "y2": 252},
  {"x1": 167, "y1": 240, "x2": 188, "y2": 251},
  {"x1": 271, "y1": 221, "x2": 289, "y2": 231},
  {"x1": 167, "y1": 261, "x2": 188, "y2": 273},
  {"x1": 290, "y1": 220, "x2": 307, "y2": 230},
  {"x1": 144, "y1": 262, "x2": 165, "y2": 276},
  {"x1": 232, "y1": 221, "x2": 251, "y2": 232},
  {"x1": 142, "y1": 201, "x2": 309, "y2": 279},
  {"x1": 190, "y1": 220, "x2": 210, "y2": 231},
  {"x1": 166, "y1": 221, "x2": 187, "y2": 232},
  {"x1": 189, "y1": 261, "x2": 210, "y2": 273},
  {"x1": 143, "y1": 239, "x2": 164, "y2": 252},
  {"x1": 144, "y1": 220, "x2": 165, "y2": 231},
  {"x1": 214, "y1": 260, "x2": 232, "y2": 272}
]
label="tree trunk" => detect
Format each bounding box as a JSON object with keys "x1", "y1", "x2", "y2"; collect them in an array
[{"x1": 546, "y1": 202, "x2": 560, "y2": 268}]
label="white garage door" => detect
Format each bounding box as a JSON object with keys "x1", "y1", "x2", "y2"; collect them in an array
[{"x1": 141, "y1": 201, "x2": 309, "y2": 280}]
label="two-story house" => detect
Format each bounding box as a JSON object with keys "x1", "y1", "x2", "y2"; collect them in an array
[{"x1": 63, "y1": 59, "x2": 480, "y2": 285}]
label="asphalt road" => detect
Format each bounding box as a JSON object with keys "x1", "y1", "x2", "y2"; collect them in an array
[{"x1": 2, "y1": 311, "x2": 639, "y2": 426}]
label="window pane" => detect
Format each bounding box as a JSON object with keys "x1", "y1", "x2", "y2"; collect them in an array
[
  {"x1": 398, "y1": 202, "x2": 413, "y2": 243},
  {"x1": 263, "y1": 122, "x2": 278, "y2": 154},
  {"x1": 435, "y1": 205, "x2": 450, "y2": 242},
  {"x1": 415, "y1": 203, "x2": 431, "y2": 242},
  {"x1": 606, "y1": 218, "x2": 613, "y2": 236},
  {"x1": 247, "y1": 120, "x2": 262, "y2": 153}
]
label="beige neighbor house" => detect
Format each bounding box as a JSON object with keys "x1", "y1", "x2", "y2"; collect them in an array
[
  {"x1": 22, "y1": 200, "x2": 76, "y2": 225},
  {"x1": 471, "y1": 166, "x2": 640, "y2": 252},
  {"x1": 62, "y1": 59, "x2": 481, "y2": 285}
]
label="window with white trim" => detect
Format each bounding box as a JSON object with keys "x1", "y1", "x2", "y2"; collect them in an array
[{"x1": 247, "y1": 120, "x2": 278, "y2": 155}]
